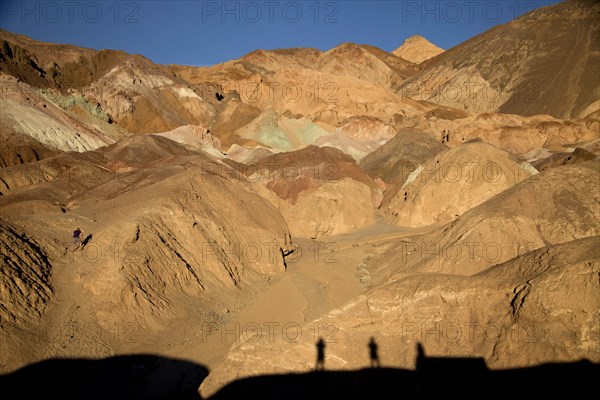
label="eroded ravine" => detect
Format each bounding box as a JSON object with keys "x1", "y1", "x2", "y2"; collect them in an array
[{"x1": 170, "y1": 221, "x2": 431, "y2": 371}]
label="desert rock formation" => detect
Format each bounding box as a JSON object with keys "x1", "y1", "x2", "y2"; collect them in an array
[
  {"x1": 392, "y1": 35, "x2": 444, "y2": 64},
  {"x1": 399, "y1": 1, "x2": 600, "y2": 119},
  {"x1": 0, "y1": 1, "x2": 599, "y2": 398}
]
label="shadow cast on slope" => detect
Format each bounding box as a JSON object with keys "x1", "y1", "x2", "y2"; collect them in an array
[
  {"x1": 0, "y1": 354, "x2": 208, "y2": 400},
  {"x1": 81, "y1": 233, "x2": 93, "y2": 248},
  {"x1": 208, "y1": 342, "x2": 599, "y2": 400},
  {"x1": 1, "y1": 344, "x2": 597, "y2": 400}
]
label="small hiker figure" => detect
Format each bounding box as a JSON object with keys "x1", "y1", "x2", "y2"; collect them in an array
[
  {"x1": 72, "y1": 227, "x2": 82, "y2": 251},
  {"x1": 368, "y1": 337, "x2": 380, "y2": 368},
  {"x1": 315, "y1": 337, "x2": 326, "y2": 371}
]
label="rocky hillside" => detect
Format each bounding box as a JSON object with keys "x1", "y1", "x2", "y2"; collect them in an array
[
  {"x1": 399, "y1": 0, "x2": 600, "y2": 119},
  {"x1": 0, "y1": 135, "x2": 293, "y2": 370}
]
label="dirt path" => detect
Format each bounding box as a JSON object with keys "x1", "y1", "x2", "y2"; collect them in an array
[{"x1": 171, "y1": 221, "x2": 430, "y2": 370}]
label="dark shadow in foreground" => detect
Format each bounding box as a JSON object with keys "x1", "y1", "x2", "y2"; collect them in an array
[
  {"x1": 0, "y1": 354, "x2": 208, "y2": 400},
  {"x1": 208, "y1": 343, "x2": 599, "y2": 400},
  {"x1": 1, "y1": 344, "x2": 597, "y2": 400}
]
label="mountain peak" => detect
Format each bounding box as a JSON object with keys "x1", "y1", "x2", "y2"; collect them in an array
[
  {"x1": 404, "y1": 34, "x2": 430, "y2": 43},
  {"x1": 392, "y1": 35, "x2": 444, "y2": 64}
]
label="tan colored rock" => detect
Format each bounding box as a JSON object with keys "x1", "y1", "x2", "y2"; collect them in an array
[
  {"x1": 384, "y1": 140, "x2": 535, "y2": 227},
  {"x1": 0, "y1": 223, "x2": 52, "y2": 327},
  {"x1": 153, "y1": 124, "x2": 223, "y2": 158},
  {"x1": 410, "y1": 112, "x2": 600, "y2": 156},
  {"x1": 316, "y1": 116, "x2": 397, "y2": 161},
  {"x1": 224, "y1": 144, "x2": 274, "y2": 165},
  {"x1": 0, "y1": 30, "x2": 217, "y2": 135},
  {"x1": 380, "y1": 160, "x2": 600, "y2": 276},
  {"x1": 200, "y1": 236, "x2": 599, "y2": 396},
  {"x1": 1, "y1": 4, "x2": 599, "y2": 394},
  {"x1": 0, "y1": 135, "x2": 293, "y2": 372},
  {"x1": 392, "y1": 35, "x2": 444, "y2": 64},
  {"x1": 284, "y1": 178, "x2": 375, "y2": 238},
  {"x1": 399, "y1": 1, "x2": 600, "y2": 119},
  {"x1": 235, "y1": 109, "x2": 329, "y2": 151},
  {"x1": 531, "y1": 146, "x2": 598, "y2": 171},
  {"x1": 0, "y1": 75, "x2": 125, "y2": 152},
  {"x1": 246, "y1": 145, "x2": 379, "y2": 205},
  {"x1": 359, "y1": 127, "x2": 447, "y2": 185}
]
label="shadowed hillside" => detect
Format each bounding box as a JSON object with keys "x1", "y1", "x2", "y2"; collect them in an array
[{"x1": 399, "y1": 0, "x2": 600, "y2": 119}]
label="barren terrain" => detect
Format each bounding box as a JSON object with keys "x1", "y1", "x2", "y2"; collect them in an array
[{"x1": 1, "y1": 1, "x2": 599, "y2": 398}]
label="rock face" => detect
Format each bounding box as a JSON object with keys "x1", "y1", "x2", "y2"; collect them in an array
[
  {"x1": 383, "y1": 140, "x2": 536, "y2": 227},
  {"x1": 318, "y1": 43, "x2": 418, "y2": 89},
  {"x1": 241, "y1": 146, "x2": 381, "y2": 237},
  {"x1": 245, "y1": 145, "x2": 380, "y2": 206},
  {"x1": 380, "y1": 160, "x2": 600, "y2": 276},
  {"x1": 153, "y1": 124, "x2": 223, "y2": 157},
  {"x1": 530, "y1": 146, "x2": 598, "y2": 171},
  {"x1": 168, "y1": 42, "x2": 433, "y2": 148},
  {"x1": 359, "y1": 128, "x2": 447, "y2": 185},
  {"x1": 0, "y1": 129, "x2": 58, "y2": 168},
  {"x1": 399, "y1": 1, "x2": 600, "y2": 119},
  {"x1": 0, "y1": 223, "x2": 53, "y2": 326},
  {"x1": 409, "y1": 112, "x2": 600, "y2": 156},
  {"x1": 0, "y1": 29, "x2": 217, "y2": 136},
  {"x1": 315, "y1": 116, "x2": 398, "y2": 161},
  {"x1": 235, "y1": 109, "x2": 329, "y2": 152},
  {"x1": 0, "y1": 75, "x2": 125, "y2": 153},
  {"x1": 392, "y1": 35, "x2": 445, "y2": 64},
  {"x1": 73, "y1": 35, "x2": 429, "y2": 153},
  {"x1": 200, "y1": 163, "x2": 600, "y2": 396},
  {"x1": 284, "y1": 178, "x2": 376, "y2": 238}
]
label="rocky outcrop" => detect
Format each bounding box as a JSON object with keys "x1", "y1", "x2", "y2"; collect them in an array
[
  {"x1": 399, "y1": 1, "x2": 600, "y2": 119},
  {"x1": 392, "y1": 35, "x2": 444, "y2": 64},
  {"x1": 384, "y1": 140, "x2": 536, "y2": 227},
  {"x1": 359, "y1": 128, "x2": 447, "y2": 185},
  {"x1": 284, "y1": 178, "x2": 375, "y2": 238},
  {"x1": 380, "y1": 160, "x2": 600, "y2": 275},
  {"x1": 0, "y1": 223, "x2": 52, "y2": 327}
]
